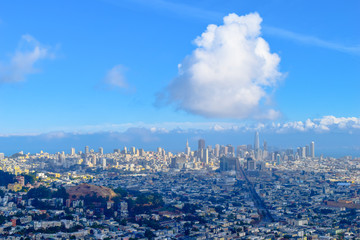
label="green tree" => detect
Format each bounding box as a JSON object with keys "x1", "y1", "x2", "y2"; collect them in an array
[
  {"x1": 114, "y1": 187, "x2": 128, "y2": 198},
  {"x1": 183, "y1": 203, "x2": 198, "y2": 214},
  {"x1": 0, "y1": 170, "x2": 15, "y2": 186},
  {"x1": 52, "y1": 186, "x2": 69, "y2": 200},
  {"x1": 27, "y1": 186, "x2": 52, "y2": 199},
  {"x1": 22, "y1": 174, "x2": 36, "y2": 184},
  {"x1": 144, "y1": 229, "x2": 155, "y2": 239}
]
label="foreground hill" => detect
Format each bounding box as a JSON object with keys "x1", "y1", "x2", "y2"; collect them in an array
[{"x1": 66, "y1": 183, "x2": 117, "y2": 200}]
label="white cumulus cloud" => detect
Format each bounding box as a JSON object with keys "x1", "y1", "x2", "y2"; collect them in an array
[
  {"x1": 275, "y1": 116, "x2": 360, "y2": 133},
  {"x1": 103, "y1": 65, "x2": 129, "y2": 90},
  {"x1": 0, "y1": 35, "x2": 54, "y2": 83},
  {"x1": 161, "y1": 12, "x2": 283, "y2": 119}
]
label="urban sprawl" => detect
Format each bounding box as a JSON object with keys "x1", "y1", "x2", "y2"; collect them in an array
[{"x1": 0, "y1": 132, "x2": 359, "y2": 239}]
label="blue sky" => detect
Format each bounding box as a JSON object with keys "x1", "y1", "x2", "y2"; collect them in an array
[{"x1": 0, "y1": 0, "x2": 359, "y2": 155}]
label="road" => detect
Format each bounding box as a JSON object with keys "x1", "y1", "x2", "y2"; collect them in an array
[{"x1": 237, "y1": 167, "x2": 274, "y2": 223}]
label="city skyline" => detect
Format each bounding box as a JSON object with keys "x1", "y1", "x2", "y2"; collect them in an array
[
  {"x1": 0, "y1": 127, "x2": 359, "y2": 157},
  {"x1": 0, "y1": 128, "x2": 335, "y2": 159}
]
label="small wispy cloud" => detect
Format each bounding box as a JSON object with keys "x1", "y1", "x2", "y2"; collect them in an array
[
  {"x1": 102, "y1": 64, "x2": 130, "y2": 90},
  {"x1": 0, "y1": 35, "x2": 55, "y2": 83},
  {"x1": 1, "y1": 116, "x2": 358, "y2": 137},
  {"x1": 41, "y1": 131, "x2": 67, "y2": 140},
  {"x1": 106, "y1": 0, "x2": 222, "y2": 21},
  {"x1": 67, "y1": 116, "x2": 360, "y2": 134},
  {"x1": 264, "y1": 26, "x2": 360, "y2": 55},
  {"x1": 113, "y1": 0, "x2": 359, "y2": 55},
  {"x1": 137, "y1": 0, "x2": 222, "y2": 20}
]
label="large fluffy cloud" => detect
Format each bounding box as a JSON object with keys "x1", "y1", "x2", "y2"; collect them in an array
[
  {"x1": 162, "y1": 12, "x2": 283, "y2": 119},
  {"x1": 0, "y1": 35, "x2": 54, "y2": 83}
]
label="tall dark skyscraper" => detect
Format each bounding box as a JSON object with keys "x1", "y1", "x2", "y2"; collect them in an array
[
  {"x1": 254, "y1": 132, "x2": 260, "y2": 151},
  {"x1": 305, "y1": 145, "x2": 310, "y2": 157},
  {"x1": 198, "y1": 139, "x2": 205, "y2": 151},
  {"x1": 254, "y1": 132, "x2": 260, "y2": 160},
  {"x1": 198, "y1": 139, "x2": 205, "y2": 161}
]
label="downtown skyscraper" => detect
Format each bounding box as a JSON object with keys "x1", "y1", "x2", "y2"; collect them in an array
[
  {"x1": 254, "y1": 131, "x2": 260, "y2": 160},
  {"x1": 198, "y1": 139, "x2": 205, "y2": 162},
  {"x1": 311, "y1": 141, "x2": 315, "y2": 158}
]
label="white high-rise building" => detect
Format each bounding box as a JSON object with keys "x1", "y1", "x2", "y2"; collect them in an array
[
  {"x1": 199, "y1": 149, "x2": 203, "y2": 162},
  {"x1": 0, "y1": 153, "x2": 4, "y2": 160},
  {"x1": 102, "y1": 158, "x2": 106, "y2": 169},
  {"x1": 214, "y1": 144, "x2": 220, "y2": 157},
  {"x1": 157, "y1": 147, "x2": 162, "y2": 154},
  {"x1": 71, "y1": 148, "x2": 75, "y2": 156},
  {"x1": 85, "y1": 146, "x2": 89, "y2": 155},
  {"x1": 310, "y1": 141, "x2": 315, "y2": 158},
  {"x1": 185, "y1": 139, "x2": 190, "y2": 156},
  {"x1": 301, "y1": 147, "x2": 306, "y2": 158}
]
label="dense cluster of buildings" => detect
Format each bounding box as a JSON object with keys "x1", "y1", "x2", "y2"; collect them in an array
[{"x1": 0, "y1": 133, "x2": 359, "y2": 239}]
